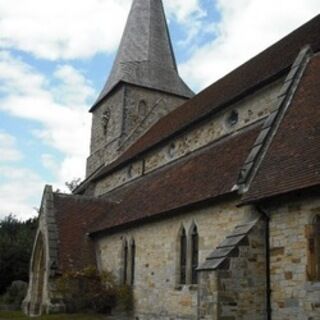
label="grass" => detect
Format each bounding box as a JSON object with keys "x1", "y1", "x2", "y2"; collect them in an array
[{"x1": 0, "y1": 311, "x2": 109, "y2": 320}]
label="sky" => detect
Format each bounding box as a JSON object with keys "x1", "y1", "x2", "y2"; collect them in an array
[{"x1": 0, "y1": 0, "x2": 319, "y2": 220}]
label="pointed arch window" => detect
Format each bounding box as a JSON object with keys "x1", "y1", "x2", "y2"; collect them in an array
[
  {"x1": 191, "y1": 225, "x2": 199, "y2": 284},
  {"x1": 306, "y1": 216, "x2": 320, "y2": 281},
  {"x1": 180, "y1": 228, "x2": 187, "y2": 285},
  {"x1": 123, "y1": 239, "x2": 128, "y2": 285},
  {"x1": 122, "y1": 237, "x2": 136, "y2": 286},
  {"x1": 138, "y1": 100, "x2": 147, "y2": 117},
  {"x1": 131, "y1": 239, "x2": 136, "y2": 285},
  {"x1": 101, "y1": 109, "x2": 111, "y2": 136}
]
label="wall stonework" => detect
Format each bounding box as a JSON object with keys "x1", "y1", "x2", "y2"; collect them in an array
[
  {"x1": 96, "y1": 198, "x2": 255, "y2": 319},
  {"x1": 198, "y1": 219, "x2": 267, "y2": 320},
  {"x1": 87, "y1": 84, "x2": 187, "y2": 177},
  {"x1": 95, "y1": 160, "x2": 144, "y2": 196},
  {"x1": 23, "y1": 187, "x2": 65, "y2": 316},
  {"x1": 120, "y1": 85, "x2": 188, "y2": 149},
  {"x1": 87, "y1": 87, "x2": 125, "y2": 176},
  {"x1": 93, "y1": 78, "x2": 283, "y2": 197},
  {"x1": 268, "y1": 195, "x2": 320, "y2": 320}
]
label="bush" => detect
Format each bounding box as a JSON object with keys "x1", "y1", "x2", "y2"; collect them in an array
[
  {"x1": 56, "y1": 266, "x2": 133, "y2": 314},
  {"x1": 2, "y1": 281, "x2": 28, "y2": 308}
]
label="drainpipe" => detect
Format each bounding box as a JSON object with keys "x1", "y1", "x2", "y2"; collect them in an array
[{"x1": 256, "y1": 205, "x2": 272, "y2": 320}]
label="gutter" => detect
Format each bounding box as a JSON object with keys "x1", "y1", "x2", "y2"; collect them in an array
[{"x1": 256, "y1": 205, "x2": 272, "y2": 320}]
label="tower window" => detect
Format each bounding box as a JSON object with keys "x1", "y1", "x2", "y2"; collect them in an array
[
  {"x1": 101, "y1": 110, "x2": 111, "y2": 135},
  {"x1": 138, "y1": 100, "x2": 147, "y2": 117},
  {"x1": 180, "y1": 228, "x2": 187, "y2": 285}
]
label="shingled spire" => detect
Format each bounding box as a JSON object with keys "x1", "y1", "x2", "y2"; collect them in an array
[
  {"x1": 87, "y1": 0, "x2": 194, "y2": 176},
  {"x1": 92, "y1": 0, "x2": 194, "y2": 110}
]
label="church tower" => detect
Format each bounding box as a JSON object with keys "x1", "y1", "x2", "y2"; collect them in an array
[{"x1": 86, "y1": 0, "x2": 194, "y2": 177}]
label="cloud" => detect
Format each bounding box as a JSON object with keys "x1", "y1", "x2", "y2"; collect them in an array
[
  {"x1": 0, "y1": 51, "x2": 93, "y2": 186},
  {"x1": 180, "y1": 0, "x2": 320, "y2": 90},
  {"x1": 0, "y1": 166, "x2": 45, "y2": 219},
  {"x1": 0, "y1": 131, "x2": 23, "y2": 162},
  {"x1": 164, "y1": 0, "x2": 203, "y2": 23},
  {"x1": 0, "y1": 0, "x2": 203, "y2": 61},
  {"x1": 0, "y1": 0, "x2": 130, "y2": 60}
]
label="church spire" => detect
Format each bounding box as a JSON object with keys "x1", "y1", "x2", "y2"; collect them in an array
[{"x1": 92, "y1": 0, "x2": 194, "y2": 110}]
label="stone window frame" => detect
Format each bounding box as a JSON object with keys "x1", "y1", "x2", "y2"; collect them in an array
[
  {"x1": 176, "y1": 222, "x2": 200, "y2": 288},
  {"x1": 138, "y1": 99, "x2": 148, "y2": 118},
  {"x1": 177, "y1": 225, "x2": 187, "y2": 286},
  {"x1": 190, "y1": 224, "x2": 199, "y2": 284},
  {"x1": 225, "y1": 109, "x2": 239, "y2": 128},
  {"x1": 120, "y1": 236, "x2": 136, "y2": 286},
  {"x1": 306, "y1": 215, "x2": 320, "y2": 282},
  {"x1": 101, "y1": 109, "x2": 111, "y2": 136}
]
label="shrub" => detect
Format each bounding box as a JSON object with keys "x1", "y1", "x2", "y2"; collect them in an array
[
  {"x1": 2, "y1": 281, "x2": 28, "y2": 308},
  {"x1": 56, "y1": 266, "x2": 133, "y2": 314}
]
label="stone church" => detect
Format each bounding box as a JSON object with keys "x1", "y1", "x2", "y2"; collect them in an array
[{"x1": 23, "y1": 0, "x2": 320, "y2": 319}]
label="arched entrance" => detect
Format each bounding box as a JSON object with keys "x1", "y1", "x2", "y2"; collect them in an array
[{"x1": 29, "y1": 233, "x2": 46, "y2": 316}]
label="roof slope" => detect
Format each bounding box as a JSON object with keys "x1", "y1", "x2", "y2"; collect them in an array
[
  {"x1": 243, "y1": 54, "x2": 320, "y2": 203},
  {"x1": 92, "y1": 0, "x2": 193, "y2": 110},
  {"x1": 90, "y1": 123, "x2": 261, "y2": 235},
  {"x1": 84, "y1": 14, "x2": 320, "y2": 183},
  {"x1": 53, "y1": 194, "x2": 112, "y2": 272}
]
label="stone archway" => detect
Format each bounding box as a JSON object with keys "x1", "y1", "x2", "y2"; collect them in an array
[{"x1": 29, "y1": 233, "x2": 46, "y2": 316}]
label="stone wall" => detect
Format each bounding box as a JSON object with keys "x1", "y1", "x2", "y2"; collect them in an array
[
  {"x1": 94, "y1": 78, "x2": 283, "y2": 197},
  {"x1": 23, "y1": 186, "x2": 65, "y2": 316},
  {"x1": 87, "y1": 85, "x2": 187, "y2": 177},
  {"x1": 198, "y1": 219, "x2": 267, "y2": 320},
  {"x1": 87, "y1": 87, "x2": 125, "y2": 176},
  {"x1": 96, "y1": 197, "x2": 254, "y2": 319},
  {"x1": 268, "y1": 194, "x2": 320, "y2": 320}
]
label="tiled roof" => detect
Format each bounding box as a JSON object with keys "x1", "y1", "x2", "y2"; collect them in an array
[
  {"x1": 53, "y1": 194, "x2": 112, "y2": 272},
  {"x1": 83, "y1": 14, "x2": 320, "y2": 185},
  {"x1": 90, "y1": 123, "x2": 261, "y2": 235},
  {"x1": 242, "y1": 54, "x2": 320, "y2": 203}
]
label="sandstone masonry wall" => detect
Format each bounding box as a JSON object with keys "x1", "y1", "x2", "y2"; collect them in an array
[
  {"x1": 87, "y1": 85, "x2": 187, "y2": 177},
  {"x1": 94, "y1": 79, "x2": 283, "y2": 197},
  {"x1": 198, "y1": 219, "x2": 267, "y2": 320},
  {"x1": 269, "y1": 195, "x2": 320, "y2": 320},
  {"x1": 96, "y1": 198, "x2": 253, "y2": 319}
]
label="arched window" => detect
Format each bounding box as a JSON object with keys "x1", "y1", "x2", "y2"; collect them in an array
[
  {"x1": 123, "y1": 239, "x2": 128, "y2": 285},
  {"x1": 131, "y1": 240, "x2": 136, "y2": 285},
  {"x1": 191, "y1": 225, "x2": 199, "y2": 284},
  {"x1": 101, "y1": 109, "x2": 111, "y2": 136},
  {"x1": 180, "y1": 228, "x2": 187, "y2": 284},
  {"x1": 306, "y1": 216, "x2": 320, "y2": 281},
  {"x1": 316, "y1": 216, "x2": 320, "y2": 281},
  {"x1": 138, "y1": 100, "x2": 147, "y2": 117}
]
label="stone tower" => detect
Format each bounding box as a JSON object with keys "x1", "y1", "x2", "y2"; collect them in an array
[{"x1": 86, "y1": 0, "x2": 194, "y2": 177}]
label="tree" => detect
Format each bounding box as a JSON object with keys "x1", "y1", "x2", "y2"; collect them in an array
[
  {"x1": 0, "y1": 215, "x2": 38, "y2": 294},
  {"x1": 65, "y1": 178, "x2": 82, "y2": 192}
]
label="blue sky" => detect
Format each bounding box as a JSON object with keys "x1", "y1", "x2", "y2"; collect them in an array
[{"x1": 0, "y1": 0, "x2": 319, "y2": 220}]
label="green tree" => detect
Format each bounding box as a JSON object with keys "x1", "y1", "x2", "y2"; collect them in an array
[{"x1": 0, "y1": 215, "x2": 38, "y2": 294}]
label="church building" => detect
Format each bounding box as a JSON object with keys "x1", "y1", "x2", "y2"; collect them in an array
[{"x1": 23, "y1": 0, "x2": 320, "y2": 319}]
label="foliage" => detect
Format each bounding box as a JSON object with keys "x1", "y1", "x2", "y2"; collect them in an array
[
  {"x1": 2, "y1": 281, "x2": 28, "y2": 307},
  {"x1": 56, "y1": 266, "x2": 133, "y2": 314},
  {"x1": 0, "y1": 215, "x2": 38, "y2": 295},
  {"x1": 0, "y1": 311, "x2": 108, "y2": 320},
  {"x1": 65, "y1": 178, "x2": 82, "y2": 192}
]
